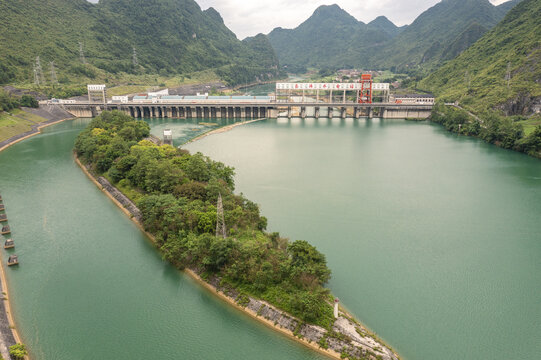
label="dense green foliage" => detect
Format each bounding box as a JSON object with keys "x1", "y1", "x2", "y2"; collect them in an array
[
  {"x1": 431, "y1": 103, "x2": 541, "y2": 157},
  {"x1": 267, "y1": 0, "x2": 519, "y2": 72},
  {"x1": 376, "y1": 0, "x2": 514, "y2": 72},
  {"x1": 267, "y1": 5, "x2": 396, "y2": 70},
  {"x1": 0, "y1": 90, "x2": 38, "y2": 112},
  {"x1": 9, "y1": 343, "x2": 28, "y2": 360},
  {"x1": 420, "y1": 0, "x2": 540, "y2": 116},
  {"x1": 420, "y1": 0, "x2": 540, "y2": 157},
  {"x1": 75, "y1": 111, "x2": 334, "y2": 326},
  {"x1": 0, "y1": 0, "x2": 282, "y2": 86}
]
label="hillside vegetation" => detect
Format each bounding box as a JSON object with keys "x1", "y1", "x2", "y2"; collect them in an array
[
  {"x1": 420, "y1": 0, "x2": 540, "y2": 115},
  {"x1": 267, "y1": 0, "x2": 520, "y2": 73},
  {"x1": 421, "y1": 0, "x2": 540, "y2": 157},
  {"x1": 0, "y1": 0, "x2": 282, "y2": 88},
  {"x1": 267, "y1": 5, "x2": 398, "y2": 71}
]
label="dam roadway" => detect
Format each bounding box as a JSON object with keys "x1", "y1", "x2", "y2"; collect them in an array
[{"x1": 60, "y1": 100, "x2": 433, "y2": 120}]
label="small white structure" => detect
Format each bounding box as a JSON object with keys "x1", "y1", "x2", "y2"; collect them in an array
[
  {"x1": 334, "y1": 298, "x2": 340, "y2": 318},
  {"x1": 392, "y1": 94, "x2": 435, "y2": 104},
  {"x1": 148, "y1": 89, "x2": 169, "y2": 97},
  {"x1": 112, "y1": 96, "x2": 129, "y2": 103},
  {"x1": 163, "y1": 129, "x2": 173, "y2": 145}
]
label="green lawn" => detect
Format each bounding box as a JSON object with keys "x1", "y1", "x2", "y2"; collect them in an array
[
  {"x1": 517, "y1": 116, "x2": 541, "y2": 136},
  {"x1": 0, "y1": 109, "x2": 44, "y2": 142}
]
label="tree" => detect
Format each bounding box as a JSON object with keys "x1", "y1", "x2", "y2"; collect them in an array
[
  {"x1": 20, "y1": 95, "x2": 38, "y2": 108},
  {"x1": 9, "y1": 343, "x2": 28, "y2": 359},
  {"x1": 288, "y1": 240, "x2": 331, "y2": 286},
  {"x1": 516, "y1": 126, "x2": 541, "y2": 157}
]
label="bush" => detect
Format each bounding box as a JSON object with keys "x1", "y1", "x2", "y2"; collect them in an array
[
  {"x1": 20, "y1": 95, "x2": 38, "y2": 108},
  {"x1": 9, "y1": 343, "x2": 28, "y2": 359}
]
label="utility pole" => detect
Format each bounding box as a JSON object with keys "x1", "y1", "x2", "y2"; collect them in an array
[
  {"x1": 50, "y1": 61, "x2": 58, "y2": 86},
  {"x1": 79, "y1": 42, "x2": 86, "y2": 64},
  {"x1": 215, "y1": 193, "x2": 226, "y2": 239}
]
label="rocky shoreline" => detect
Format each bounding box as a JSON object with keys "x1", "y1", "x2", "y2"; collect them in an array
[{"x1": 75, "y1": 156, "x2": 400, "y2": 360}]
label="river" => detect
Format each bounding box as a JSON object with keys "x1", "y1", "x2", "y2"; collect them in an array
[{"x1": 0, "y1": 116, "x2": 540, "y2": 360}]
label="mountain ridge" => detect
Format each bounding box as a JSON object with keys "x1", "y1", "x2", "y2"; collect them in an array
[
  {"x1": 267, "y1": 0, "x2": 523, "y2": 71},
  {"x1": 0, "y1": 0, "x2": 282, "y2": 86}
]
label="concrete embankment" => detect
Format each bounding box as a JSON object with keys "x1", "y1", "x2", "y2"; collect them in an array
[
  {"x1": 0, "y1": 105, "x2": 74, "y2": 152},
  {"x1": 74, "y1": 155, "x2": 400, "y2": 360},
  {"x1": 0, "y1": 261, "x2": 20, "y2": 360},
  {"x1": 183, "y1": 118, "x2": 266, "y2": 145}
]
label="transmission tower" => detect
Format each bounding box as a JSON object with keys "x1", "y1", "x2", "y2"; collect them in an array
[
  {"x1": 79, "y1": 42, "x2": 86, "y2": 64},
  {"x1": 464, "y1": 70, "x2": 471, "y2": 89},
  {"x1": 33, "y1": 64, "x2": 40, "y2": 86},
  {"x1": 132, "y1": 46, "x2": 138, "y2": 67},
  {"x1": 505, "y1": 62, "x2": 511, "y2": 88},
  {"x1": 35, "y1": 56, "x2": 46, "y2": 85},
  {"x1": 50, "y1": 61, "x2": 58, "y2": 86},
  {"x1": 215, "y1": 193, "x2": 226, "y2": 239}
]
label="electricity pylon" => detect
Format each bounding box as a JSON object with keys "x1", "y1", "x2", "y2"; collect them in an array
[{"x1": 216, "y1": 193, "x2": 226, "y2": 239}]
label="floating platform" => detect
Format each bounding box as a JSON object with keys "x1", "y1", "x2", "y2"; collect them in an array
[
  {"x1": 7, "y1": 255, "x2": 18, "y2": 266},
  {"x1": 4, "y1": 239, "x2": 14, "y2": 249},
  {"x1": 1, "y1": 226, "x2": 10, "y2": 235}
]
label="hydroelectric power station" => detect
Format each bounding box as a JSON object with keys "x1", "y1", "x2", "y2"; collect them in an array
[{"x1": 54, "y1": 77, "x2": 434, "y2": 120}]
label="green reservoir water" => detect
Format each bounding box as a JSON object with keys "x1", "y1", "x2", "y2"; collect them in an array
[
  {"x1": 0, "y1": 117, "x2": 540, "y2": 359},
  {"x1": 186, "y1": 118, "x2": 541, "y2": 360},
  {"x1": 0, "y1": 119, "x2": 327, "y2": 360}
]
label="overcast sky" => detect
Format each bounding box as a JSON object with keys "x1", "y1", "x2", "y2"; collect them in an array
[{"x1": 87, "y1": 0, "x2": 509, "y2": 39}]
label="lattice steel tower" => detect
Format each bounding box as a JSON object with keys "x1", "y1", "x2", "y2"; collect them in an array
[
  {"x1": 50, "y1": 61, "x2": 58, "y2": 85},
  {"x1": 132, "y1": 47, "x2": 138, "y2": 67},
  {"x1": 216, "y1": 193, "x2": 226, "y2": 239},
  {"x1": 35, "y1": 56, "x2": 45, "y2": 86},
  {"x1": 79, "y1": 42, "x2": 86, "y2": 64}
]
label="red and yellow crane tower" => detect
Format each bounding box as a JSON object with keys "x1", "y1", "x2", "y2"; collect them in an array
[{"x1": 358, "y1": 74, "x2": 373, "y2": 104}]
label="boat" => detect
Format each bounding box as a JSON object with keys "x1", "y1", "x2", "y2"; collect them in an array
[
  {"x1": 7, "y1": 255, "x2": 18, "y2": 266},
  {"x1": 0, "y1": 214, "x2": 7, "y2": 222},
  {"x1": 0, "y1": 205, "x2": 4, "y2": 211},
  {"x1": 1, "y1": 225, "x2": 10, "y2": 235},
  {"x1": 4, "y1": 239, "x2": 14, "y2": 249}
]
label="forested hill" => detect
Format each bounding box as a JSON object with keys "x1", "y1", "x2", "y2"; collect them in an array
[
  {"x1": 267, "y1": 4, "x2": 396, "y2": 71},
  {"x1": 0, "y1": 0, "x2": 281, "y2": 86},
  {"x1": 267, "y1": 0, "x2": 521, "y2": 72},
  {"x1": 419, "y1": 0, "x2": 540, "y2": 116}
]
